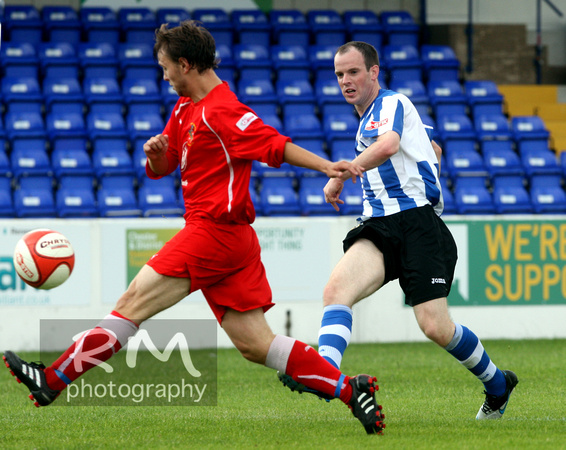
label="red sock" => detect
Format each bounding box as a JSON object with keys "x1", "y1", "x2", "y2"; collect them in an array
[
  {"x1": 44, "y1": 311, "x2": 138, "y2": 391},
  {"x1": 285, "y1": 340, "x2": 353, "y2": 404}
]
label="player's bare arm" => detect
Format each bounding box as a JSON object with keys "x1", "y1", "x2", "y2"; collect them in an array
[
  {"x1": 351, "y1": 130, "x2": 400, "y2": 172},
  {"x1": 283, "y1": 142, "x2": 364, "y2": 182},
  {"x1": 144, "y1": 134, "x2": 170, "y2": 175}
]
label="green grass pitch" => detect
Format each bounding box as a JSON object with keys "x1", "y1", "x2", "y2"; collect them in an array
[{"x1": 1, "y1": 339, "x2": 565, "y2": 449}]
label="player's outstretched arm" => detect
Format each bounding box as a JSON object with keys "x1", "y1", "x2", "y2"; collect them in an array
[
  {"x1": 283, "y1": 142, "x2": 364, "y2": 182},
  {"x1": 144, "y1": 134, "x2": 170, "y2": 175}
]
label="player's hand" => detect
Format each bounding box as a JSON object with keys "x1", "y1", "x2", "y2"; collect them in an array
[
  {"x1": 326, "y1": 160, "x2": 365, "y2": 183},
  {"x1": 324, "y1": 178, "x2": 345, "y2": 212},
  {"x1": 144, "y1": 134, "x2": 169, "y2": 160}
]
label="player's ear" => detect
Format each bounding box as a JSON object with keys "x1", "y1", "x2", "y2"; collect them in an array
[{"x1": 370, "y1": 65, "x2": 379, "y2": 82}]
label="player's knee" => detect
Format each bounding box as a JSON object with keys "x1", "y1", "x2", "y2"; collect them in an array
[
  {"x1": 232, "y1": 338, "x2": 266, "y2": 364},
  {"x1": 421, "y1": 321, "x2": 453, "y2": 347},
  {"x1": 322, "y1": 282, "x2": 341, "y2": 306}
]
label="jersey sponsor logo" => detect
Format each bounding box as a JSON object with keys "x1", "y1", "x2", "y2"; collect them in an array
[
  {"x1": 431, "y1": 277, "x2": 446, "y2": 284},
  {"x1": 236, "y1": 112, "x2": 258, "y2": 131},
  {"x1": 187, "y1": 123, "x2": 196, "y2": 146},
  {"x1": 365, "y1": 117, "x2": 388, "y2": 130}
]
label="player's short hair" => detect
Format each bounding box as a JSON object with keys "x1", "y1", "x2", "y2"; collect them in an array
[
  {"x1": 335, "y1": 41, "x2": 380, "y2": 70},
  {"x1": 154, "y1": 20, "x2": 219, "y2": 73}
]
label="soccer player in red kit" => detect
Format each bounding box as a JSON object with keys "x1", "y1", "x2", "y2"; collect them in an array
[{"x1": 3, "y1": 21, "x2": 385, "y2": 434}]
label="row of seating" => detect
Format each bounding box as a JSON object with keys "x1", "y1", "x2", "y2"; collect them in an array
[{"x1": 2, "y1": 6, "x2": 420, "y2": 49}]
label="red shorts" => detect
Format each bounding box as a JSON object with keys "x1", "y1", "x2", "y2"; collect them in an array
[{"x1": 146, "y1": 218, "x2": 274, "y2": 323}]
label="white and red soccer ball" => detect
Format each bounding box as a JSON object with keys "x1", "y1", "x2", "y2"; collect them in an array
[{"x1": 13, "y1": 229, "x2": 75, "y2": 290}]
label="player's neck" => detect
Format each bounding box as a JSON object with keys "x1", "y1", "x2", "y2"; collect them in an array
[{"x1": 188, "y1": 70, "x2": 223, "y2": 103}]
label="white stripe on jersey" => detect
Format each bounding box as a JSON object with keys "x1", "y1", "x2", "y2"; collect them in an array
[
  {"x1": 355, "y1": 90, "x2": 443, "y2": 218},
  {"x1": 201, "y1": 106, "x2": 235, "y2": 213}
]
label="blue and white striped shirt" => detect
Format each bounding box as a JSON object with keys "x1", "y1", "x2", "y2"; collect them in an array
[{"x1": 355, "y1": 89, "x2": 443, "y2": 218}]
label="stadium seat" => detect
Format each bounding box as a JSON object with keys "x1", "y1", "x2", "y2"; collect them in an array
[
  {"x1": 92, "y1": 138, "x2": 134, "y2": 178},
  {"x1": 45, "y1": 112, "x2": 87, "y2": 142},
  {"x1": 161, "y1": 80, "x2": 179, "y2": 114},
  {"x1": 233, "y1": 44, "x2": 272, "y2": 81},
  {"x1": 389, "y1": 79, "x2": 429, "y2": 112},
  {"x1": 118, "y1": 7, "x2": 157, "y2": 45},
  {"x1": 13, "y1": 176, "x2": 57, "y2": 218},
  {"x1": 443, "y1": 139, "x2": 488, "y2": 179},
  {"x1": 248, "y1": 102, "x2": 284, "y2": 133},
  {"x1": 511, "y1": 116, "x2": 551, "y2": 142},
  {"x1": 138, "y1": 176, "x2": 184, "y2": 218},
  {"x1": 474, "y1": 114, "x2": 513, "y2": 141},
  {"x1": 338, "y1": 180, "x2": 364, "y2": 216},
  {"x1": 127, "y1": 113, "x2": 165, "y2": 141},
  {"x1": 276, "y1": 79, "x2": 316, "y2": 104},
  {"x1": 530, "y1": 174, "x2": 566, "y2": 214},
  {"x1": 453, "y1": 176, "x2": 495, "y2": 214},
  {"x1": 122, "y1": 78, "x2": 163, "y2": 116},
  {"x1": 0, "y1": 140, "x2": 11, "y2": 178},
  {"x1": 42, "y1": 6, "x2": 81, "y2": 44},
  {"x1": 118, "y1": 43, "x2": 158, "y2": 81},
  {"x1": 80, "y1": 7, "x2": 120, "y2": 45},
  {"x1": 420, "y1": 45, "x2": 460, "y2": 82},
  {"x1": 439, "y1": 176, "x2": 457, "y2": 215},
  {"x1": 427, "y1": 80, "x2": 468, "y2": 119},
  {"x1": 249, "y1": 178, "x2": 262, "y2": 216},
  {"x1": 43, "y1": 77, "x2": 85, "y2": 115},
  {"x1": 97, "y1": 175, "x2": 142, "y2": 217},
  {"x1": 251, "y1": 160, "x2": 296, "y2": 178},
  {"x1": 0, "y1": 177, "x2": 15, "y2": 217},
  {"x1": 4, "y1": 112, "x2": 46, "y2": 141},
  {"x1": 0, "y1": 42, "x2": 39, "y2": 79},
  {"x1": 51, "y1": 138, "x2": 93, "y2": 179},
  {"x1": 380, "y1": 10, "x2": 420, "y2": 47},
  {"x1": 307, "y1": 10, "x2": 346, "y2": 46},
  {"x1": 382, "y1": 44, "x2": 422, "y2": 82},
  {"x1": 10, "y1": 138, "x2": 51, "y2": 179},
  {"x1": 283, "y1": 102, "x2": 323, "y2": 140},
  {"x1": 231, "y1": 9, "x2": 270, "y2": 47},
  {"x1": 56, "y1": 175, "x2": 98, "y2": 218},
  {"x1": 87, "y1": 112, "x2": 127, "y2": 140},
  {"x1": 481, "y1": 140, "x2": 524, "y2": 178},
  {"x1": 292, "y1": 138, "x2": 328, "y2": 177},
  {"x1": 271, "y1": 45, "x2": 311, "y2": 82},
  {"x1": 491, "y1": 175, "x2": 532, "y2": 214},
  {"x1": 215, "y1": 44, "x2": 235, "y2": 71},
  {"x1": 314, "y1": 78, "x2": 343, "y2": 106},
  {"x1": 343, "y1": 10, "x2": 383, "y2": 52},
  {"x1": 436, "y1": 114, "x2": 477, "y2": 143},
  {"x1": 259, "y1": 177, "x2": 300, "y2": 216},
  {"x1": 3, "y1": 5, "x2": 43, "y2": 46},
  {"x1": 519, "y1": 141, "x2": 561, "y2": 178},
  {"x1": 329, "y1": 139, "x2": 355, "y2": 162},
  {"x1": 319, "y1": 102, "x2": 355, "y2": 119},
  {"x1": 299, "y1": 176, "x2": 337, "y2": 215},
  {"x1": 237, "y1": 79, "x2": 278, "y2": 104},
  {"x1": 1, "y1": 77, "x2": 43, "y2": 115},
  {"x1": 309, "y1": 45, "x2": 339, "y2": 81},
  {"x1": 465, "y1": 80, "x2": 504, "y2": 122},
  {"x1": 38, "y1": 42, "x2": 80, "y2": 80},
  {"x1": 156, "y1": 8, "x2": 191, "y2": 26},
  {"x1": 192, "y1": 8, "x2": 233, "y2": 47},
  {"x1": 270, "y1": 10, "x2": 310, "y2": 46},
  {"x1": 323, "y1": 114, "x2": 359, "y2": 145},
  {"x1": 78, "y1": 42, "x2": 120, "y2": 80},
  {"x1": 83, "y1": 77, "x2": 124, "y2": 115}
]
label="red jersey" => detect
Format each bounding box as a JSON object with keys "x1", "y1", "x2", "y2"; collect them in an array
[{"x1": 146, "y1": 82, "x2": 290, "y2": 224}]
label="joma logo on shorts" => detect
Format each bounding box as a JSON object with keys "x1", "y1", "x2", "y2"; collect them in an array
[{"x1": 431, "y1": 278, "x2": 446, "y2": 284}]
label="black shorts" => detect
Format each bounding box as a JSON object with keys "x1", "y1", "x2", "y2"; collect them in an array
[{"x1": 343, "y1": 205, "x2": 458, "y2": 306}]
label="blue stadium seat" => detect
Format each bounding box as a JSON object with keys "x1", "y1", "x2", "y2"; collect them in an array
[
  {"x1": 237, "y1": 79, "x2": 278, "y2": 104},
  {"x1": 10, "y1": 138, "x2": 51, "y2": 179},
  {"x1": 51, "y1": 138, "x2": 93, "y2": 179},
  {"x1": 0, "y1": 177, "x2": 15, "y2": 217},
  {"x1": 475, "y1": 114, "x2": 512, "y2": 141},
  {"x1": 299, "y1": 176, "x2": 337, "y2": 215},
  {"x1": 380, "y1": 11, "x2": 420, "y2": 47},
  {"x1": 92, "y1": 138, "x2": 134, "y2": 178},
  {"x1": 519, "y1": 140, "x2": 561, "y2": 178},
  {"x1": 118, "y1": 7, "x2": 157, "y2": 45},
  {"x1": 276, "y1": 79, "x2": 315, "y2": 104},
  {"x1": 260, "y1": 177, "x2": 300, "y2": 216},
  {"x1": 1, "y1": 77, "x2": 43, "y2": 114},
  {"x1": 389, "y1": 79, "x2": 429, "y2": 112},
  {"x1": 43, "y1": 77, "x2": 85, "y2": 115},
  {"x1": 530, "y1": 174, "x2": 566, "y2": 214},
  {"x1": 329, "y1": 139, "x2": 355, "y2": 162},
  {"x1": 511, "y1": 116, "x2": 551, "y2": 142},
  {"x1": 270, "y1": 10, "x2": 310, "y2": 46},
  {"x1": 436, "y1": 114, "x2": 477, "y2": 143},
  {"x1": 122, "y1": 78, "x2": 163, "y2": 116},
  {"x1": 81, "y1": 7, "x2": 120, "y2": 45},
  {"x1": 382, "y1": 44, "x2": 422, "y2": 82},
  {"x1": 443, "y1": 139, "x2": 487, "y2": 179},
  {"x1": 4, "y1": 112, "x2": 46, "y2": 141},
  {"x1": 420, "y1": 45, "x2": 460, "y2": 82},
  {"x1": 42, "y1": 6, "x2": 81, "y2": 44},
  {"x1": 252, "y1": 160, "x2": 296, "y2": 178},
  {"x1": 45, "y1": 112, "x2": 87, "y2": 142},
  {"x1": 0, "y1": 42, "x2": 39, "y2": 79},
  {"x1": 250, "y1": 178, "x2": 262, "y2": 216},
  {"x1": 156, "y1": 8, "x2": 191, "y2": 26},
  {"x1": 118, "y1": 43, "x2": 158, "y2": 81},
  {"x1": 292, "y1": 138, "x2": 328, "y2": 177},
  {"x1": 192, "y1": 9, "x2": 233, "y2": 47},
  {"x1": 453, "y1": 176, "x2": 495, "y2": 214},
  {"x1": 3, "y1": 5, "x2": 43, "y2": 46},
  {"x1": 248, "y1": 102, "x2": 284, "y2": 133},
  {"x1": 307, "y1": 10, "x2": 346, "y2": 46},
  {"x1": 343, "y1": 10, "x2": 383, "y2": 53},
  {"x1": 83, "y1": 77, "x2": 124, "y2": 114},
  {"x1": 14, "y1": 176, "x2": 57, "y2": 218},
  {"x1": 491, "y1": 175, "x2": 532, "y2": 214},
  {"x1": 78, "y1": 43, "x2": 119, "y2": 80},
  {"x1": 233, "y1": 44, "x2": 272, "y2": 81},
  {"x1": 215, "y1": 44, "x2": 235, "y2": 71},
  {"x1": 231, "y1": 9, "x2": 270, "y2": 47},
  {"x1": 315, "y1": 78, "x2": 343, "y2": 106},
  {"x1": 283, "y1": 102, "x2": 323, "y2": 140},
  {"x1": 481, "y1": 140, "x2": 524, "y2": 178},
  {"x1": 271, "y1": 45, "x2": 311, "y2": 81},
  {"x1": 309, "y1": 45, "x2": 339, "y2": 81},
  {"x1": 465, "y1": 80, "x2": 504, "y2": 122},
  {"x1": 86, "y1": 112, "x2": 127, "y2": 140},
  {"x1": 319, "y1": 102, "x2": 355, "y2": 119},
  {"x1": 439, "y1": 176, "x2": 457, "y2": 215},
  {"x1": 160, "y1": 80, "x2": 179, "y2": 114},
  {"x1": 323, "y1": 114, "x2": 359, "y2": 145},
  {"x1": 97, "y1": 175, "x2": 141, "y2": 217},
  {"x1": 38, "y1": 42, "x2": 80, "y2": 80},
  {"x1": 339, "y1": 181, "x2": 364, "y2": 216},
  {"x1": 138, "y1": 176, "x2": 184, "y2": 217},
  {"x1": 0, "y1": 140, "x2": 11, "y2": 178},
  {"x1": 428, "y1": 79, "x2": 468, "y2": 118},
  {"x1": 127, "y1": 113, "x2": 165, "y2": 141},
  {"x1": 56, "y1": 175, "x2": 98, "y2": 218}
]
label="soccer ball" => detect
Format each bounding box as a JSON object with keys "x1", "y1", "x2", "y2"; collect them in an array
[{"x1": 13, "y1": 229, "x2": 75, "y2": 290}]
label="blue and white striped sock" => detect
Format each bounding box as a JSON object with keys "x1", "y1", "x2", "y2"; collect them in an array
[
  {"x1": 317, "y1": 304, "x2": 353, "y2": 369},
  {"x1": 445, "y1": 323, "x2": 506, "y2": 396}
]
